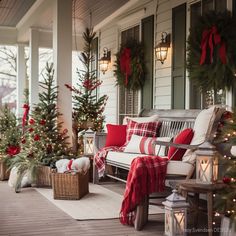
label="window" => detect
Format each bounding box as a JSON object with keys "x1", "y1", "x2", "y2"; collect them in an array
[
  {"x1": 189, "y1": 0, "x2": 227, "y2": 109},
  {"x1": 118, "y1": 26, "x2": 140, "y2": 124}
]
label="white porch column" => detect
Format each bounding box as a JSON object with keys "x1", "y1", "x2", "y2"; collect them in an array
[
  {"x1": 16, "y1": 44, "x2": 26, "y2": 118},
  {"x1": 53, "y1": 0, "x2": 72, "y2": 143},
  {"x1": 29, "y1": 28, "x2": 39, "y2": 110}
]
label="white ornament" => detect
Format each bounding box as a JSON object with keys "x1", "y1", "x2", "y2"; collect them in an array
[{"x1": 230, "y1": 145, "x2": 236, "y2": 156}]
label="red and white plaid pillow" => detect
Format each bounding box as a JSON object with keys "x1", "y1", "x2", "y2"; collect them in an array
[
  {"x1": 126, "y1": 119, "x2": 161, "y2": 143},
  {"x1": 124, "y1": 134, "x2": 171, "y2": 156}
]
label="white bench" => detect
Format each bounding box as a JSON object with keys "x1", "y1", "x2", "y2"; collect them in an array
[{"x1": 93, "y1": 106, "x2": 225, "y2": 230}]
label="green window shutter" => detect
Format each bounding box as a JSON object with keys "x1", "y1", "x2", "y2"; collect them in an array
[
  {"x1": 172, "y1": 4, "x2": 186, "y2": 109},
  {"x1": 141, "y1": 15, "x2": 154, "y2": 110}
]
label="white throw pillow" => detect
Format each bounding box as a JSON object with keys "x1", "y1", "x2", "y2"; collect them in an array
[
  {"x1": 124, "y1": 134, "x2": 171, "y2": 156},
  {"x1": 182, "y1": 106, "x2": 223, "y2": 163},
  {"x1": 122, "y1": 114, "x2": 159, "y2": 125}
]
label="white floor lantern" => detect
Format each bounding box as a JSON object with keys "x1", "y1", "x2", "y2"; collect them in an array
[
  {"x1": 162, "y1": 189, "x2": 189, "y2": 236},
  {"x1": 83, "y1": 128, "x2": 95, "y2": 155},
  {"x1": 196, "y1": 141, "x2": 218, "y2": 184}
]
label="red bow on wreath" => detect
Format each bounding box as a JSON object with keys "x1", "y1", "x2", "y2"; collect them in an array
[
  {"x1": 200, "y1": 25, "x2": 227, "y2": 65},
  {"x1": 120, "y1": 48, "x2": 131, "y2": 86}
]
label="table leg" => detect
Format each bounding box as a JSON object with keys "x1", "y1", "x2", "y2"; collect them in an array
[
  {"x1": 193, "y1": 193, "x2": 199, "y2": 227},
  {"x1": 207, "y1": 192, "x2": 213, "y2": 236}
]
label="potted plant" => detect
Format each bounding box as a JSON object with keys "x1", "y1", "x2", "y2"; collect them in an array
[{"x1": 0, "y1": 105, "x2": 21, "y2": 180}]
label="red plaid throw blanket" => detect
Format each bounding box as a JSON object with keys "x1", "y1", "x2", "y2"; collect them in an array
[
  {"x1": 94, "y1": 146, "x2": 124, "y2": 178},
  {"x1": 120, "y1": 155, "x2": 168, "y2": 225}
]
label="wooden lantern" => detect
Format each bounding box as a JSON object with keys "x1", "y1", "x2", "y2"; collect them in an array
[
  {"x1": 196, "y1": 141, "x2": 218, "y2": 184},
  {"x1": 83, "y1": 128, "x2": 95, "y2": 155},
  {"x1": 162, "y1": 189, "x2": 189, "y2": 236}
]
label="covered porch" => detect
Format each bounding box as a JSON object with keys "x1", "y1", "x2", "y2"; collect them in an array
[{"x1": 0, "y1": 0, "x2": 236, "y2": 235}]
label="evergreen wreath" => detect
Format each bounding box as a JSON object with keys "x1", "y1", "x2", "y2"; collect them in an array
[
  {"x1": 114, "y1": 39, "x2": 145, "y2": 90},
  {"x1": 187, "y1": 11, "x2": 236, "y2": 92}
]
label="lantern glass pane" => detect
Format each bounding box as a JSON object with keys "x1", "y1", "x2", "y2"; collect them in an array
[
  {"x1": 196, "y1": 155, "x2": 218, "y2": 183},
  {"x1": 155, "y1": 46, "x2": 168, "y2": 62},
  {"x1": 85, "y1": 137, "x2": 94, "y2": 154},
  {"x1": 100, "y1": 60, "x2": 109, "y2": 74},
  {"x1": 174, "y1": 211, "x2": 185, "y2": 235}
]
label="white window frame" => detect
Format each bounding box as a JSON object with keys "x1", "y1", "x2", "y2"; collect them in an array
[
  {"x1": 116, "y1": 18, "x2": 142, "y2": 124},
  {"x1": 185, "y1": 0, "x2": 233, "y2": 109}
]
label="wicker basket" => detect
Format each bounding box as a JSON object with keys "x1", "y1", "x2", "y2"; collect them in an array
[
  {"x1": 51, "y1": 171, "x2": 89, "y2": 200},
  {"x1": 0, "y1": 160, "x2": 10, "y2": 181},
  {"x1": 35, "y1": 166, "x2": 52, "y2": 187}
]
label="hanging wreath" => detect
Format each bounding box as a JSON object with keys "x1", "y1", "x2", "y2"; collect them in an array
[
  {"x1": 187, "y1": 11, "x2": 236, "y2": 92},
  {"x1": 114, "y1": 39, "x2": 145, "y2": 90}
]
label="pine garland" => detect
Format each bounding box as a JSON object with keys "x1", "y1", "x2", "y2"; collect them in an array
[
  {"x1": 114, "y1": 39, "x2": 145, "y2": 91},
  {"x1": 187, "y1": 11, "x2": 236, "y2": 93}
]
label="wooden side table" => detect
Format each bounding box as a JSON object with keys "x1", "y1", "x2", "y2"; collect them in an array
[{"x1": 178, "y1": 179, "x2": 225, "y2": 236}]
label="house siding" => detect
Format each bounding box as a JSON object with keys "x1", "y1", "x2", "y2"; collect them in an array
[
  {"x1": 98, "y1": 24, "x2": 119, "y2": 124},
  {"x1": 96, "y1": 0, "x2": 192, "y2": 124},
  {"x1": 154, "y1": 0, "x2": 172, "y2": 109}
]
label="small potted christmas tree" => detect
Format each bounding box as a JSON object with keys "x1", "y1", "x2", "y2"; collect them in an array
[
  {"x1": 0, "y1": 105, "x2": 21, "y2": 180},
  {"x1": 65, "y1": 28, "x2": 108, "y2": 154},
  {"x1": 11, "y1": 63, "x2": 70, "y2": 191}
]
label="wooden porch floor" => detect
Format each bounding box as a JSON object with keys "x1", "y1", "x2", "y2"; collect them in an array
[{"x1": 0, "y1": 181, "x2": 165, "y2": 236}]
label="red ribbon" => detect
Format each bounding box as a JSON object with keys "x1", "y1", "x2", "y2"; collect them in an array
[
  {"x1": 67, "y1": 159, "x2": 73, "y2": 171},
  {"x1": 120, "y1": 48, "x2": 131, "y2": 85},
  {"x1": 22, "y1": 104, "x2": 30, "y2": 129},
  {"x1": 200, "y1": 26, "x2": 227, "y2": 65}
]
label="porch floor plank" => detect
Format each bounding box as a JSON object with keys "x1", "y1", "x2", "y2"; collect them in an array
[{"x1": 0, "y1": 182, "x2": 164, "y2": 236}]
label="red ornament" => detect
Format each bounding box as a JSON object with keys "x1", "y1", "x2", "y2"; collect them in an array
[
  {"x1": 6, "y1": 145, "x2": 21, "y2": 156},
  {"x1": 34, "y1": 134, "x2": 40, "y2": 141},
  {"x1": 47, "y1": 144, "x2": 52, "y2": 152},
  {"x1": 29, "y1": 118, "x2": 35, "y2": 125},
  {"x1": 22, "y1": 104, "x2": 30, "y2": 129},
  {"x1": 223, "y1": 111, "x2": 233, "y2": 120},
  {"x1": 29, "y1": 127, "x2": 34, "y2": 132},
  {"x1": 40, "y1": 119, "x2": 46, "y2": 125},
  {"x1": 83, "y1": 79, "x2": 93, "y2": 90},
  {"x1": 223, "y1": 176, "x2": 231, "y2": 184}
]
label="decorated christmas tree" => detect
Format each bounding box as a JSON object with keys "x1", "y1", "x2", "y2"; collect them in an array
[
  {"x1": 65, "y1": 28, "x2": 108, "y2": 153},
  {"x1": 0, "y1": 105, "x2": 21, "y2": 165},
  {"x1": 11, "y1": 63, "x2": 70, "y2": 188},
  {"x1": 214, "y1": 111, "x2": 236, "y2": 226}
]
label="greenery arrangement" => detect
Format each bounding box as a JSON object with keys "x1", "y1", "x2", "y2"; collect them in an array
[
  {"x1": 114, "y1": 39, "x2": 145, "y2": 91},
  {"x1": 65, "y1": 28, "x2": 108, "y2": 153},
  {"x1": 0, "y1": 105, "x2": 21, "y2": 166},
  {"x1": 187, "y1": 11, "x2": 236, "y2": 93},
  {"x1": 214, "y1": 111, "x2": 236, "y2": 226},
  {"x1": 11, "y1": 63, "x2": 70, "y2": 191}
]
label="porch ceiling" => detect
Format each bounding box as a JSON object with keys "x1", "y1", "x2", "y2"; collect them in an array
[
  {"x1": 0, "y1": 0, "x2": 130, "y2": 46},
  {"x1": 0, "y1": 0, "x2": 36, "y2": 27}
]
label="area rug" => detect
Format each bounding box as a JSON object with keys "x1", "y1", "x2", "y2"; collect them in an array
[{"x1": 35, "y1": 183, "x2": 164, "y2": 220}]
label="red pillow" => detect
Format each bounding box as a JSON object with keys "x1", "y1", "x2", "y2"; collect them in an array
[
  {"x1": 126, "y1": 119, "x2": 161, "y2": 143},
  {"x1": 168, "y1": 128, "x2": 194, "y2": 161},
  {"x1": 105, "y1": 124, "x2": 127, "y2": 147}
]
